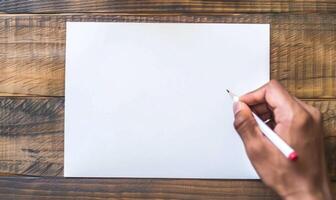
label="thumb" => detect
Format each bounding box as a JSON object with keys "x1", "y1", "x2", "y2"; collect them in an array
[{"x1": 233, "y1": 101, "x2": 260, "y2": 142}]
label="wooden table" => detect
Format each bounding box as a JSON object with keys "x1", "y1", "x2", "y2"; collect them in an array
[{"x1": 0, "y1": 1, "x2": 335, "y2": 199}]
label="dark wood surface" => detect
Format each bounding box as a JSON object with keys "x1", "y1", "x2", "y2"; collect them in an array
[
  {"x1": 0, "y1": 1, "x2": 335, "y2": 199},
  {"x1": 0, "y1": 178, "x2": 281, "y2": 200},
  {"x1": 0, "y1": 177, "x2": 333, "y2": 199},
  {"x1": 0, "y1": 0, "x2": 336, "y2": 14}
]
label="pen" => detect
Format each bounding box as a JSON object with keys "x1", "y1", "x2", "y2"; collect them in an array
[{"x1": 226, "y1": 89, "x2": 298, "y2": 161}]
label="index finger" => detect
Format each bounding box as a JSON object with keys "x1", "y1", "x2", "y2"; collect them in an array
[
  {"x1": 239, "y1": 80, "x2": 295, "y2": 110},
  {"x1": 239, "y1": 82, "x2": 267, "y2": 106}
]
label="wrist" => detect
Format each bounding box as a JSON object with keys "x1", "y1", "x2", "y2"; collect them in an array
[
  {"x1": 282, "y1": 182, "x2": 332, "y2": 200},
  {"x1": 283, "y1": 191, "x2": 326, "y2": 200}
]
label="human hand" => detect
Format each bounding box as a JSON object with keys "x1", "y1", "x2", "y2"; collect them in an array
[{"x1": 233, "y1": 80, "x2": 332, "y2": 200}]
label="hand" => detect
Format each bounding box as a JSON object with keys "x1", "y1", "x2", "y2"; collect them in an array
[{"x1": 233, "y1": 80, "x2": 332, "y2": 200}]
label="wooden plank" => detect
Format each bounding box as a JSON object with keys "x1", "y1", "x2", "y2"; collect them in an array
[
  {"x1": 0, "y1": 16, "x2": 65, "y2": 96},
  {"x1": 0, "y1": 0, "x2": 336, "y2": 14},
  {"x1": 0, "y1": 97, "x2": 63, "y2": 176},
  {"x1": 0, "y1": 14, "x2": 335, "y2": 98},
  {"x1": 0, "y1": 177, "x2": 334, "y2": 200},
  {"x1": 0, "y1": 97, "x2": 335, "y2": 180},
  {"x1": 0, "y1": 178, "x2": 281, "y2": 199},
  {"x1": 306, "y1": 100, "x2": 336, "y2": 137}
]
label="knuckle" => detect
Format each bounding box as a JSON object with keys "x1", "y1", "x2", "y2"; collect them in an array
[
  {"x1": 295, "y1": 109, "x2": 313, "y2": 127},
  {"x1": 268, "y1": 79, "x2": 281, "y2": 89},
  {"x1": 234, "y1": 116, "x2": 257, "y2": 134},
  {"x1": 246, "y1": 142, "x2": 264, "y2": 160},
  {"x1": 312, "y1": 107, "x2": 322, "y2": 122},
  {"x1": 285, "y1": 109, "x2": 295, "y2": 123},
  {"x1": 285, "y1": 103, "x2": 316, "y2": 128},
  {"x1": 269, "y1": 79, "x2": 279, "y2": 86}
]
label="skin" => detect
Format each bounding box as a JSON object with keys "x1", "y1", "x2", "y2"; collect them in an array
[{"x1": 233, "y1": 80, "x2": 332, "y2": 200}]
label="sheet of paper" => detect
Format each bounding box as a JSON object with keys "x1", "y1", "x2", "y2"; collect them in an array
[{"x1": 65, "y1": 22, "x2": 269, "y2": 178}]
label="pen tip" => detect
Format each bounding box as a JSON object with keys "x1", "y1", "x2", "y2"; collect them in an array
[{"x1": 226, "y1": 89, "x2": 239, "y2": 102}]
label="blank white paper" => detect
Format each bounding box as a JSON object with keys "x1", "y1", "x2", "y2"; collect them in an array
[{"x1": 65, "y1": 22, "x2": 269, "y2": 178}]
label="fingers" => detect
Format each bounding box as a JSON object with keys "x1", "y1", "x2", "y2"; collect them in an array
[
  {"x1": 251, "y1": 103, "x2": 271, "y2": 115},
  {"x1": 293, "y1": 97, "x2": 322, "y2": 123},
  {"x1": 233, "y1": 101, "x2": 273, "y2": 162},
  {"x1": 259, "y1": 112, "x2": 273, "y2": 122},
  {"x1": 240, "y1": 80, "x2": 295, "y2": 111},
  {"x1": 233, "y1": 101, "x2": 262, "y2": 142},
  {"x1": 239, "y1": 83, "x2": 267, "y2": 106}
]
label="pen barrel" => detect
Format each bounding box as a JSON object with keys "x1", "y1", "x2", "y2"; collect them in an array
[{"x1": 252, "y1": 113, "x2": 295, "y2": 158}]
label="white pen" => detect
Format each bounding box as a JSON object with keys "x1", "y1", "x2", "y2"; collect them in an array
[{"x1": 226, "y1": 89, "x2": 298, "y2": 161}]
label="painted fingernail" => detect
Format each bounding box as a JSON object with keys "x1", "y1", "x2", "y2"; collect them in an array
[{"x1": 233, "y1": 101, "x2": 241, "y2": 115}]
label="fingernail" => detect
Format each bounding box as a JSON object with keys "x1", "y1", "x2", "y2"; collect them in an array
[{"x1": 233, "y1": 102, "x2": 241, "y2": 115}]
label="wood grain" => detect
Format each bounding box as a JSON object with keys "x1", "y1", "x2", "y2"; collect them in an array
[
  {"x1": 0, "y1": 9, "x2": 335, "y2": 199},
  {"x1": 0, "y1": 16, "x2": 65, "y2": 96},
  {"x1": 0, "y1": 14, "x2": 335, "y2": 98},
  {"x1": 0, "y1": 177, "x2": 334, "y2": 200},
  {"x1": 0, "y1": 97, "x2": 335, "y2": 180},
  {"x1": 0, "y1": 0, "x2": 336, "y2": 14},
  {"x1": 0, "y1": 97, "x2": 63, "y2": 177},
  {"x1": 0, "y1": 178, "x2": 281, "y2": 200},
  {"x1": 307, "y1": 100, "x2": 336, "y2": 137}
]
